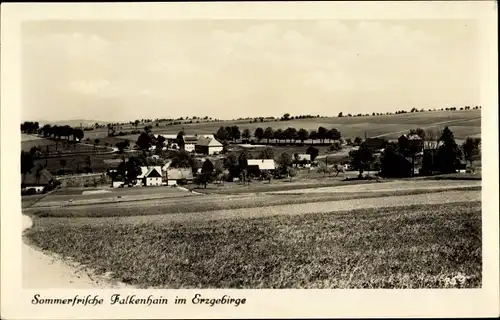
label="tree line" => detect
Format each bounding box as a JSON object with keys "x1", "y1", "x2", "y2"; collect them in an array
[
  {"x1": 215, "y1": 125, "x2": 342, "y2": 145},
  {"x1": 21, "y1": 121, "x2": 85, "y2": 142}
]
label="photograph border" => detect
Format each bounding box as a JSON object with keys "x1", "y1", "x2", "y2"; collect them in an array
[{"x1": 2, "y1": 2, "x2": 499, "y2": 319}]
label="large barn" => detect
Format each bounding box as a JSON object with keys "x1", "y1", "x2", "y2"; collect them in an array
[{"x1": 195, "y1": 136, "x2": 223, "y2": 155}]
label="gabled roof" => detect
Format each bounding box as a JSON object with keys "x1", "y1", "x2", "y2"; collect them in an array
[
  {"x1": 247, "y1": 159, "x2": 276, "y2": 170},
  {"x1": 145, "y1": 167, "x2": 162, "y2": 178},
  {"x1": 139, "y1": 166, "x2": 162, "y2": 178},
  {"x1": 167, "y1": 168, "x2": 194, "y2": 180},
  {"x1": 196, "y1": 137, "x2": 223, "y2": 147},
  {"x1": 156, "y1": 134, "x2": 178, "y2": 140},
  {"x1": 199, "y1": 134, "x2": 216, "y2": 139},
  {"x1": 183, "y1": 136, "x2": 198, "y2": 143}
]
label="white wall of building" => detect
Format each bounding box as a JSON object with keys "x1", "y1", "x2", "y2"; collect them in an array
[
  {"x1": 185, "y1": 143, "x2": 195, "y2": 152},
  {"x1": 208, "y1": 146, "x2": 223, "y2": 155},
  {"x1": 146, "y1": 177, "x2": 162, "y2": 186},
  {"x1": 112, "y1": 181, "x2": 124, "y2": 188}
]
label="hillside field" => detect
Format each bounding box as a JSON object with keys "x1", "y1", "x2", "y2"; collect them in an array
[
  {"x1": 25, "y1": 110, "x2": 480, "y2": 143},
  {"x1": 117, "y1": 109, "x2": 481, "y2": 142}
]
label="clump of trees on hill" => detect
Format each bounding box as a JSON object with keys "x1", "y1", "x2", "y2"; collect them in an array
[
  {"x1": 21, "y1": 121, "x2": 40, "y2": 134},
  {"x1": 335, "y1": 105, "x2": 480, "y2": 117},
  {"x1": 21, "y1": 121, "x2": 85, "y2": 142},
  {"x1": 343, "y1": 126, "x2": 478, "y2": 180}
]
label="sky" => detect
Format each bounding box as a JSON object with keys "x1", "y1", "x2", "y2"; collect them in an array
[{"x1": 21, "y1": 19, "x2": 480, "y2": 122}]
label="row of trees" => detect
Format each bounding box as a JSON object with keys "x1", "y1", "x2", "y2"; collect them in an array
[
  {"x1": 34, "y1": 124, "x2": 85, "y2": 142},
  {"x1": 21, "y1": 121, "x2": 40, "y2": 134},
  {"x1": 215, "y1": 126, "x2": 342, "y2": 145},
  {"x1": 337, "y1": 106, "x2": 481, "y2": 117}
]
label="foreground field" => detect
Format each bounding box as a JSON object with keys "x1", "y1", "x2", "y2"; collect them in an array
[
  {"x1": 25, "y1": 184, "x2": 480, "y2": 218},
  {"x1": 24, "y1": 200, "x2": 481, "y2": 288}
]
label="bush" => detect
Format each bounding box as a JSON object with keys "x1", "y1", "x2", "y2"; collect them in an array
[
  {"x1": 43, "y1": 184, "x2": 55, "y2": 193},
  {"x1": 22, "y1": 188, "x2": 37, "y2": 196},
  {"x1": 329, "y1": 142, "x2": 342, "y2": 151}
]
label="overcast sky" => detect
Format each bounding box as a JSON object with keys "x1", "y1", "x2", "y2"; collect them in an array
[{"x1": 21, "y1": 19, "x2": 480, "y2": 122}]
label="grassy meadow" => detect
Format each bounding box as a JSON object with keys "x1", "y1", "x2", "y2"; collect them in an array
[{"x1": 24, "y1": 201, "x2": 481, "y2": 288}]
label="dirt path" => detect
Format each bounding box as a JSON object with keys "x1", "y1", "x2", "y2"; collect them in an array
[{"x1": 22, "y1": 215, "x2": 132, "y2": 289}]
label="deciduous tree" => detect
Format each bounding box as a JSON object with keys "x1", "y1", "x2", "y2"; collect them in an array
[
  {"x1": 306, "y1": 146, "x2": 319, "y2": 161},
  {"x1": 297, "y1": 128, "x2": 309, "y2": 144},
  {"x1": 349, "y1": 143, "x2": 375, "y2": 178},
  {"x1": 263, "y1": 127, "x2": 274, "y2": 144},
  {"x1": 254, "y1": 127, "x2": 264, "y2": 143},
  {"x1": 462, "y1": 137, "x2": 481, "y2": 168}
]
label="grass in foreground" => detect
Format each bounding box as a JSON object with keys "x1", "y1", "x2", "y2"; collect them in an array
[{"x1": 24, "y1": 201, "x2": 481, "y2": 288}]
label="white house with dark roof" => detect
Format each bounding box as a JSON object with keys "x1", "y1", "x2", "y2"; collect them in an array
[
  {"x1": 135, "y1": 166, "x2": 163, "y2": 186},
  {"x1": 182, "y1": 136, "x2": 198, "y2": 152},
  {"x1": 247, "y1": 159, "x2": 276, "y2": 171},
  {"x1": 195, "y1": 136, "x2": 223, "y2": 155},
  {"x1": 143, "y1": 167, "x2": 162, "y2": 186}
]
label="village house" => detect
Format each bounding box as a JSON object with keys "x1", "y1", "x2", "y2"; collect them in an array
[
  {"x1": 155, "y1": 134, "x2": 180, "y2": 150},
  {"x1": 143, "y1": 167, "x2": 163, "y2": 186},
  {"x1": 195, "y1": 136, "x2": 223, "y2": 155},
  {"x1": 132, "y1": 166, "x2": 163, "y2": 187},
  {"x1": 165, "y1": 168, "x2": 194, "y2": 186},
  {"x1": 182, "y1": 136, "x2": 198, "y2": 152},
  {"x1": 247, "y1": 159, "x2": 276, "y2": 176},
  {"x1": 294, "y1": 154, "x2": 312, "y2": 168},
  {"x1": 398, "y1": 134, "x2": 424, "y2": 152},
  {"x1": 364, "y1": 137, "x2": 388, "y2": 150},
  {"x1": 21, "y1": 165, "x2": 54, "y2": 193}
]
